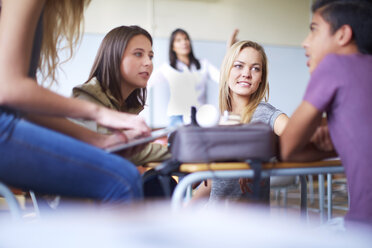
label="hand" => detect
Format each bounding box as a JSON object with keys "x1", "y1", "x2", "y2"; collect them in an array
[
  {"x1": 97, "y1": 129, "x2": 148, "y2": 157},
  {"x1": 227, "y1": 29, "x2": 239, "y2": 48},
  {"x1": 310, "y1": 125, "x2": 334, "y2": 152},
  {"x1": 116, "y1": 129, "x2": 148, "y2": 158},
  {"x1": 95, "y1": 107, "x2": 150, "y2": 137}
]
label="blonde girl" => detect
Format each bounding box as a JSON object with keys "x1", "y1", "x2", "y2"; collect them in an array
[
  {"x1": 194, "y1": 40, "x2": 288, "y2": 202},
  {"x1": 0, "y1": 0, "x2": 149, "y2": 203}
]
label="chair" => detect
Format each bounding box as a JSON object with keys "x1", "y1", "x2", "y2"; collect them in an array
[
  {"x1": 270, "y1": 175, "x2": 299, "y2": 207},
  {"x1": 0, "y1": 182, "x2": 22, "y2": 219},
  {"x1": 0, "y1": 181, "x2": 40, "y2": 219}
]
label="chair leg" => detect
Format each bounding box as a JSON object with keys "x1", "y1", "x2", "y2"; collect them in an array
[
  {"x1": 283, "y1": 188, "x2": 288, "y2": 208},
  {"x1": 308, "y1": 175, "x2": 314, "y2": 205},
  {"x1": 274, "y1": 189, "x2": 280, "y2": 204},
  {"x1": 300, "y1": 176, "x2": 308, "y2": 220},
  {"x1": 327, "y1": 174, "x2": 333, "y2": 220},
  {"x1": 318, "y1": 174, "x2": 325, "y2": 223},
  {"x1": 0, "y1": 182, "x2": 22, "y2": 220},
  {"x1": 29, "y1": 190, "x2": 40, "y2": 217}
]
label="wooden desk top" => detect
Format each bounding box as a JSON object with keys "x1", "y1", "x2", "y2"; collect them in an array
[{"x1": 179, "y1": 159, "x2": 342, "y2": 173}]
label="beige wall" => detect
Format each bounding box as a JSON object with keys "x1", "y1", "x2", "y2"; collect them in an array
[{"x1": 85, "y1": 0, "x2": 311, "y2": 47}]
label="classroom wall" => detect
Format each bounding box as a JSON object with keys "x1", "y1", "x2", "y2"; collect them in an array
[
  {"x1": 84, "y1": 0, "x2": 311, "y2": 46},
  {"x1": 49, "y1": 0, "x2": 312, "y2": 128}
]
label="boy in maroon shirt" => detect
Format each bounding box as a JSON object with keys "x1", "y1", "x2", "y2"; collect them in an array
[{"x1": 280, "y1": 0, "x2": 372, "y2": 227}]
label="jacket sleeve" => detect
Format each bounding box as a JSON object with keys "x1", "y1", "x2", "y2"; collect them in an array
[
  {"x1": 69, "y1": 92, "x2": 106, "y2": 133},
  {"x1": 128, "y1": 143, "x2": 171, "y2": 166}
]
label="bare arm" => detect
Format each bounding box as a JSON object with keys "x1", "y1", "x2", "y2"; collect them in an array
[
  {"x1": 0, "y1": 0, "x2": 150, "y2": 137},
  {"x1": 26, "y1": 114, "x2": 150, "y2": 158},
  {"x1": 26, "y1": 114, "x2": 108, "y2": 148},
  {"x1": 227, "y1": 29, "x2": 239, "y2": 48},
  {"x1": 280, "y1": 101, "x2": 336, "y2": 162},
  {"x1": 273, "y1": 113, "x2": 289, "y2": 136},
  {"x1": 311, "y1": 124, "x2": 335, "y2": 152}
]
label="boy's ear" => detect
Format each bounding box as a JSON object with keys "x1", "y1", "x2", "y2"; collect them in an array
[{"x1": 335, "y1": 24, "x2": 353, "y2": 46}]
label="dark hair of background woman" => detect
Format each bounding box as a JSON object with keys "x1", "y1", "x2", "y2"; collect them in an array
[
  {"x1": 169, "y1": 28, "x2": 201, "y2": 70},
  {"x1": 87, "y1": 25, "x2": 153, "y2": 109}
]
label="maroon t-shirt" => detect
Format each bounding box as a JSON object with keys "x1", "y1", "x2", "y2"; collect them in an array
[{"x1": 304, "y1": 53, "x2": 372, "y2": 225}]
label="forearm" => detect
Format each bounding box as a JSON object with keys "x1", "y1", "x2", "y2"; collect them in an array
[
  {"x1": 280, "y1": 101, "x2": 325, "y2": 161},
  {"x1": 279, "y1": 141, "x2": 337, "y2": 162},
  {"x1": 0, "y1": 78, "x2": 101, "y2": 120},
  {"x1": 25, "y1": 114, "x2": 105, "y2": 147}
]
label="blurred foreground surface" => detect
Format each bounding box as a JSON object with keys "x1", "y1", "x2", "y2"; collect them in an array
[{"x1": 0, "y1": 201, "x2": 371, "y2": 248}]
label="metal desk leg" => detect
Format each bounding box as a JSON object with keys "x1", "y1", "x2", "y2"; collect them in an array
[
  {"x1": 171, "y1": 172, "x2": 214, "y2": 211},
  {"x1": 184, "y1": 185, "x2": 192, "y2": 202},
  {"x1": 176, "y1": 175, "x2": 193, "y2": 203},
  {"x1": 0, "y1": 182, "x2": 22, "y2": 220},
  {"x1": 327, "y1": 173, "x2": 333, "y2": 220},
  {"x1": 308, "y1": 175, "x2": 314, "y2": 205},
  {"x1": 318, "y1": 174, "x2": 325, "y2": 223},
  {"x1": 29, "y1": 190, "x2": 40, "y2": 217},
  {"x1": 171, "y1": 170, "x2": 255, "y2": 211},
  {"x1": 300, "y1": 176, "x2": 308, "y2": 220}
]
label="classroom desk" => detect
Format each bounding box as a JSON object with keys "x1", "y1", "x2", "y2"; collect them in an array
[{"x1": 171, "y1": 159, "x2": 344, "y2": 222}]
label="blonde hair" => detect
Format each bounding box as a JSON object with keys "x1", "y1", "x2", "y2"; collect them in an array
[
  {"x1": 40, "y1": 0, "x2": 91, "y2": 85},
  {"x1": 219, "y1": 40, "x2": 269, "y2": 123}
]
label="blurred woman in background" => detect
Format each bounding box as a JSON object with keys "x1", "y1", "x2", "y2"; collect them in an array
[{"x1": 149, "y1": 28, "x2": 221, "y2": 127}]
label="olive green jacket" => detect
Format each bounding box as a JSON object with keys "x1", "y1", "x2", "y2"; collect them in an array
[{"x1": 71, "y1": 77, "x2": 171, "y2": 165}]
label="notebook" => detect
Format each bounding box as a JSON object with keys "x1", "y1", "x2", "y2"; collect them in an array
[{"x1": 105, "y1": 127, "x2": 176, "y2": 153}]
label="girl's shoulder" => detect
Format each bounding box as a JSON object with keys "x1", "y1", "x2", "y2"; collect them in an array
[
  {"x1": 73, "y1": 77, "x2": 118, "y2": 110},
  {"x1": 73, "y1": 78, "x2": 102, "y2": 97},
  {"x1": 255, "y1": 102, "x2": 278, "y2": 113},
  {"x1": 252, "y1": 102, "x2": 284, "y2": 128}
]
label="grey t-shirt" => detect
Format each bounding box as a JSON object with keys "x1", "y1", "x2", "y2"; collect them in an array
[{"x1": 209, "y1": 102, "x2": 283, "y2": 202}]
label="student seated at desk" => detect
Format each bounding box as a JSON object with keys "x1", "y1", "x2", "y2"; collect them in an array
[
  {"x1": 72, "y1": 26, "x2": 170, "y2": 166},
  {"x1": 280, "y1": 0, "x2": 372, "y2": 228},
  {"x1": 193, "y1": 40, "x2": 289, "y2": 203}
]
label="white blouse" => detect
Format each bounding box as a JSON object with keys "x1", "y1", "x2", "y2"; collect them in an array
[{"x1": 148, "y1": 59, "x2": 219, "y2": 116}]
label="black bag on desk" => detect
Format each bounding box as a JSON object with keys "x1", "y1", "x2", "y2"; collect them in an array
[{"x1": 170, "y1": 122, "x2": 278, "y2": 163}]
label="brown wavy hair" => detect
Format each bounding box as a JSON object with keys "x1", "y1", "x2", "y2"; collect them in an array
[
  {"x1": 40, "y1": 0, "x2": 91, "y2": 85},
  {"x1": 219, "y1": 40, "x2": 269, "y2": 123},
  {"x1": 86, "y1": 25, "x2": 152, "y2": 109}
]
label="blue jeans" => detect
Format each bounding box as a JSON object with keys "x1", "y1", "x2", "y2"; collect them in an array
[{"x1": 0, "y1": 107, "x2": 142, "y2": 203}]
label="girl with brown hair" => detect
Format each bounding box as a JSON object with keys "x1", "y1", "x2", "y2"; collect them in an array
[{"x1": 72, "y1": 25, "x2": 170, "y2": 166}]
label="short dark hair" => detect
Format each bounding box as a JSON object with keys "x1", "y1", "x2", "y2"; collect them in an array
[
  {"x1": 169, "y1": 28, "x2": 201, "y2": 70},
  {"x1": 312, "y1": 0, "x2": 372, "y2": 54},
  {"x1": 87, "y1": 25, "x2": 152, "y2": 109}
]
